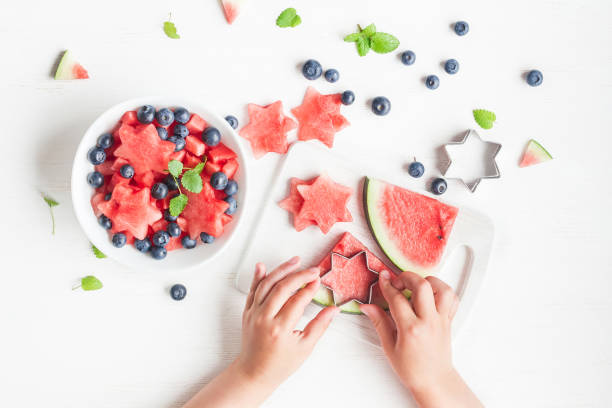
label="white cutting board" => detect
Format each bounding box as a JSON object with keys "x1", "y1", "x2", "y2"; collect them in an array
[{"x1": 236, "y1": 142, "x2": 494, "y2": 346}]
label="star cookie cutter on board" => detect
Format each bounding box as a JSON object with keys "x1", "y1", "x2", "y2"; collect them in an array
[
  {"x1": 320, "y1": 251, "x2": 379, "y2": 306},
  {"x1": 441, "y1": 129, "x2": 502, "y2": 192}
]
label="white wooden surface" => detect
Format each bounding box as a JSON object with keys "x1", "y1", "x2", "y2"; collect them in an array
[{"x1": 1, "y1": 0, "x2": 611, "y2": 407}]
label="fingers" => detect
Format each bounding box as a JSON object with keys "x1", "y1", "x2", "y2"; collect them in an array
[
  {"x1": 361, "y1": 304, "x2": 396, "y2": 351},
  {"x1": 253, "y1": 256, "x2": 301, "y2": 306},
  {"x1": 276, "y1": 277, "x2": 322, "y2": 328},
  {"x1": 379, "y1": 270, "x2": 416, "y2": 328},
  {"x1": 300, "y1": 306, "x2": 339, "y2": 346},
  {"x1": 245, "y1": 263, "x2": 266, "y2": 310},
  {"x1": 261, "y1": 268, "x2": 320, "y2": 317},
  {"x1": 425, "y1": 276, "x2": 458, "y2": 318},
  {"x1": 397, "y1": 271, "x2": 436, "y2": 318}
]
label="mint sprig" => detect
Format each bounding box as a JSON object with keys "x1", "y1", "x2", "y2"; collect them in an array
[
  {"x1": 473, "y1": 109, "x2": 497, "y2": 129},
  {"x1": 42, "y1": 194, "x2": 59, "y2": 235},
  {"x1": 165, "y1": 160, "x2": 206, "y2": 217},
  {"x1": 276, "y1": 8, "x2": 302, "y2": 28},
  {"x1": 181, "y1": 162, "x2": 205, "y2": 193},
  {"x1": 91, "y1": 244, "x2": 106, "y2": 259},
  {"x1": 73, "y1": 275, "x2": 103, "y2": 291},
  {"x1": 344, "y1": 24, "x2": 399, "y2": 57},
  {"x1": 163, "y1": 13, "x2": 180, "y2": 39}
]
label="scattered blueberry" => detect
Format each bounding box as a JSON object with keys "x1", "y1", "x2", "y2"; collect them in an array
[
  {"x1": 155, "y1": 108, "x2": 174, "y2": 126},
  {"x1": 400, "y1": 50, "x2": 416, "y2": 65},
  {"x1": 168, "y1": 135, "x2": 186, "y2": 152},
  {"x1": 181, "y1": 236, "x2": 197, "y2": 249},
  {"x1": 87, "y1": 171, "x2": 104, "y2": 188},
  {"x1": 152, "y1": 230, "x2": 170, "y2": 247},
  {"x1": 431, "y1": 178, "x2": 448, "y2": 195},
  {"x1": 408, "y1": 161, "x2": 425, "y2": 178},
  {"x1": 210, "y1": 172, "x2": 228, "y2": 190},
  {"x1": 164, "y1": 209, "x2": 178, "y2": 222},
  {"x1": 135, "y1": 237, "x2": 152, "y2": 253},
  {"x1": 170, "y1": 284, "x2": 187, "y2": 300},
  {"x1": 454, "y1": 21, "x2": 469, "y2": 36},
  {"x1": 526, "y1": 70, "x2": 543, "y2": 87},
  {"x1": 173, "y1": 124, "x2": 189, "y2": 138},
  {"x1": 104, "y1": 193, "x2": 112, "y2": 201},
  {"x1": 324, "y1": 69, "x2": 340, "y2": 83},
  {"x1": 341, "y1": 90, "x2": 355, "y2": 106},
  {"x1": 137, "y1": 105, "x2": 155, "y2": 124},
  {"x1": 87, "y1": 147, "x2": 106, "y2": 165},
  {"x1": 225, "y1": 115, "x2": 239, "y2": 129},
  {"x1": 202, "y1": 127, "x2": 221, "y2": 146},
  {"x1": 119, "y1": 164, "x2": 134, "y2": 179},
  {"x1": 164, "y1": 175, "x2": 179, "y2": 191},
  {"x1": 224, "y1": 196, "x2": 237, "y2": 215},
  {"x1": 200, "y1": 232, "x2": 215, "y2": 244},
  {"x1": 302, "y1": 59, "x2": 323, "y2": 80},
  {"x1": 112, "y1": 232, "x2": 127, "y2": 248},
  {"x1": 151, "y1": 246, "x2": 167, "y2": 260},
  {"x1": 167, "y1": 222, "x2": 181, "y2": 237},
  {"x1": 372, "y1": 97, "x2": 391, "y2": 116},
  {"x1": 224, "y1": 180, "x2": 238, "y2": 196},
  {"x1": 98, "y1": 215, "x2": 112, "y2": 230},
  {"x1": 151, "y1": 182, "x2": 169, "y2": 199},
  {"x1": 425, "y1": 75, "x2": 440, "y2": 90},
  {"x1": 96, "y1": 133, "x2": 114, "y2": 149},
  {"x1": 173, "y1": 107, "x2": 190, "y2": 124},
  {"x1": 444, "y1": 59, "x2": 459, "y2": 75}
]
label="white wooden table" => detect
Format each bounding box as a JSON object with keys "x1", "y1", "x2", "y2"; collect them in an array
[{"x1": 1, "y1": 0, "x2": 611, "y2": 406}]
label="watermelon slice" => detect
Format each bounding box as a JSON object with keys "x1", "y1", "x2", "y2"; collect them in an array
[
  {"x1": 291, "y1": 87, "x2": 350, "y2": 148},
  {"x1": 54, "y1": 50, "x2": 89, "y2": 80},
  {"x1": 278, "y1": 177, "x2": 317, "y2": 231},
  {"x1": 364, "y1": 178, "x2": 459, "y2": 274},
  {"x1": 519, "y1": 139, "x2": 553, "y2": 167},
  {"x1": 240, "y1": 101, "x2": 297, "y2": 159},
  {"x1": 221, "y1": 0, "x2": 248, "y2": 24},
  {"x1": 114, "y1": 123, "x2": 176, "y2": 174},
  {"x1": 181, "y1": 181, "x2": 230, "y2": 239}
]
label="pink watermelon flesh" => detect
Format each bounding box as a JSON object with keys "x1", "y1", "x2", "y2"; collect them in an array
[
  {"x1": 181, "y1": 181, "x2": 230, "y2": 239},
  {"x1": 221, "y1": 0, "x2": 246, "y2": 24},
  {"x1": 240, "y1": 101, "x2": 297, "y2": 159},
  {"x1": 278, "y1": 177, "x2": 317, "y2": 231},
  {"x1": 317, "y1": 232, "x2": 389, "y2": 276},
  {"x1": 296, "y1": 174, "x2": 353, "y2": 234},
  {"x1": 519, "y1": 139, "x2": 553, "y2": 168},
  {"x1": 54, "y1": 51, "x2": 89, "y2": 80},
  {"x1": 114, "y1": 123, "x2": 175, "y2": 174},
  {"x1": 321, "y1": 252, "x2": 378, "y2": 305}
]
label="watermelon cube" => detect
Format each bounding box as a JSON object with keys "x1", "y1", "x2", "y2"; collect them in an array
[
  {"x1": 185, "y1": 135, "x2": 206, "y2": 157},
  {"x1": 90, "y1": 192, "x2": 106, "y2": 217},
  {"x1": 95, "y1": 161, "x2": 115, "y2": 176},
  {"x1": 183, "y1": 153, "x2": 202, "y2": 169},
  {"x1": 204, "y1": 161, "x2": 222, "y2": 176},
  {"x1": 208, "y1": 143, "x2": 237, "y2": 164},
  {"x1": 170, "y1": 150, "x2": 186, "y2": 162},
  {"x1": 222, "y1": 159, "x2": 239, "y2": 179},
  {"x1": 186, "y1": 114, "x2": 207, "y2": 135},
  {"x1": 121, "y1": 111, "x2": 139, "y2": 125},
  {"x1": 110, "y1": 158, "x2": 129, "y2": 172}
]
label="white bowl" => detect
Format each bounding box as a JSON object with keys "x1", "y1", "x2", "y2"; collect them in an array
[{"x1": 71, "y1": 96, "x2": 249, "y2": 272}]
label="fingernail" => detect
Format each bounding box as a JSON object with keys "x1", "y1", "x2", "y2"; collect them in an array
[
  {"x1": 332, "y1": 307, "x2": 341, "y2": 316},
  {"x1": 380, "y1": 270, "x2": 390, "y2": 280},
  {"x1": 289, "y1": 256, "x2": 300, "y2": 265}
]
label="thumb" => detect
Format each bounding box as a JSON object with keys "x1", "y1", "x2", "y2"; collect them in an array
[
  {"x1": 301, "y1": 306, "x2": 339, "y2": 347},
  {"x1": 360, "y1": 304, "x2": 396, "y2": 351}
]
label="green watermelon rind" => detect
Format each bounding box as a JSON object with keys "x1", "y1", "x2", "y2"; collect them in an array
[
  {"x1": 528, "y1": 139, "x2": 553, "y2": 161},
  {"x1": 54, "y1": 51, "x2": 73, "y2": 80},
  {"x1": 312, "y1": 286, "x2": 363, "y2": 314}
]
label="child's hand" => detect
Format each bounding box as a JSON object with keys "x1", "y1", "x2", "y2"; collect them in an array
[{"x1": 361, "y1": 270, "x2": 482, "y2": 408}]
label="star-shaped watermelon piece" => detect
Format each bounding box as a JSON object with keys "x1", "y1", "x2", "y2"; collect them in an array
[
  {"x1": 114, "y1": 123, "x2": 176, "y2": 174},
  {"x1": 240, "y1": 101, "x2": 297, "y2": 159},
  {"x1": 291, "y1": 87, "x2": 350, "y2": 148},
  {"x1": 296, "y1": 174, "x2": 353, "y2": 234},
  {"x1": 278, "y1": 177, "x2": 316, "y2": 231},
  {"x1": 321, "y1": 252, "x2": 379, "y2": 305},
  {"x1": 181, "y1": 181, "x2": 230, "y2": 239}
]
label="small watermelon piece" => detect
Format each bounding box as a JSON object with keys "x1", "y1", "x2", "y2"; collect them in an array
[
  {"x1": 121, "y1": 111, "x2": 139, "y2": 125},
  {"x1": 54, "y1": 50, "x2": 89, "y2": 80},
  {"x1": 221, "y1": 0, "x2": 249, "y2": 24},
  {"x1": 186, "y1": 113, "x2": 207, "y2": 135},
  {"x1": 110, "y1": 158, "x2": 129, "y2": 172},
  {"x1": 204, "y1": 161, "x2": 222, "y2": 176},
  {"x1": 185, "y1": 136, "x2": 206, "y2": 157},
  {"x1": 240, "y1": 101, "x2": 297, "y2": 159},
  {"x1": 296, "y1": 174, "x2": 353, "y2": 234},
  {"x1": 114, "y1": 123, "x2": 175, "y2": 174},
  {"x1": 181, "y1": 181, "x2": 230, "y2": 239},
  {"x1": 108, "y1": 172, "x2": 130, "y2": 190},
  {"x1": 364, "y1": 177, "x2": 459, "y2": 274},
  {"x1": 278, "y1": 177, "x2": 317, "y2": 231},
  {"x1": 133, "y1": 171, "x2": 155, "y2": 188},
  {"x1": 170, "y1": 150, "x2": 186, "y2": 162},
  {"x1": 519, "y1": 139, "x2": 553, "y2": 168},
  {"x1": 90, "y1": 192, "x2": 106, "y2": 217},
  {"x1": 321, "y1": 252, "x2": 378, "y2": 305},
  {"x1": 183, "y1": 153, "x2": 202, "y2": 169},
  {"x1": 208, "y1": 143, "x2": 238, "y2": 164},
  {"x1": 222, "y1": 159, "x2": 239, "y2": 179},
  {"x1": 95, "y1": 161, "x2": 114, "y2": 176}
]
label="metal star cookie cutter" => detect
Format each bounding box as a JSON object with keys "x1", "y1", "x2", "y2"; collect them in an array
[
  {"x1": 441, "y1": 129, "x2": 502, "y2": 192},
  {"x1": 320, "y1": 251, "x2": 379, "y2": 306}
]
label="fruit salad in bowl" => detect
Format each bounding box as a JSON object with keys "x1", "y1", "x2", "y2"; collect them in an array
[{"x1": 71, "y1": 97, "x2": 248, "y2": 271}]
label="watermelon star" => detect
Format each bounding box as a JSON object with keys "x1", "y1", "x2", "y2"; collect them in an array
[
  {"x1": 296, "y1": 174, "x2": 352, "y2": 234},
  {"x1": 291, "y1": 87, "x2": 350, "y2": 148},
  {"x1": 114, "y1": 123, "x2": 176, "y2": 174},
  {"x1": 321, "y1": 251, "x2": 379, "y2": 305},
  {"x1": 181, "y1": 181, "x2": 230, "y2": 239},
  {"x1": 240, "y1": 101, "x2": 297, "y2": 159},
  {"x1": 278, "y1": 177, "x2": 317, "y2": 231}
]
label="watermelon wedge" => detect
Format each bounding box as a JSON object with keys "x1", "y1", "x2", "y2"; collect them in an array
[
  {"x1": 54, "y1": 50, "x2": 89, "y2": 80},
  {"x1": 239, "y1": 101, "x2": 297, "y2": 159},
  {"x1": 296, "y1": 174, "x2": 352, "y2": 234},
  {"x1": 221, "y1": 0, "x2": 248, "y2": 24},
  {"x1": 364, "y1": 178, "x2": 459, "y2": 275},
  {"x1": 519, "y1": 139, "x2": 553, "y2": 168}
]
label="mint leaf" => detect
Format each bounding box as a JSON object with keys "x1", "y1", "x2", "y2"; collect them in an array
[
  {"x1": 163, "y1": 21, "x2": 180, "y2": 39},
  {"x1": 290, "y1": 15, "x2": 302, "y2": 27},
  {"x1": 169, "y1": 194, "x2": 188, "y2": 217},
  {"x1": 168, "y1": 160, "x2": 183, "y2": 178},
  {"x1": 181, "y1": 170, "x2": 203, "y2": 193},
  {"x1": 361, "y1": 23, "x2": 376, "y2": 37},
  {"x1": 276, "y1": 8, "x2": 301, "y2": 28},
  {"x1": 370, "y1": 32, "x2": 400, "y2": 54},
  {"x1": 91, "y1": 244, "x2": 106, "y2": 259},
  {"x1": 81, "y1": 275, "x2": 103, "y2": 291},
  {"x1": 473, "y1": 109, "x2": 496, "y2": 129},
  {"x1": 192, "y1": 162, "x2": 205, "y2": 174},
  {"x1": 344, "y1": 33, "x2": 362, "y2": 42},
  {"x1": 356, "y1": 36, "x2": 370, "y2": 57},
  {"x1": 42, "y1": 194, "x2": 59, "y2": 235}
]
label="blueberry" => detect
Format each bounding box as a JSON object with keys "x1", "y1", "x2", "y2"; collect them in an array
[
  {"x1": 302, "y1": 59, "x2": 323, "y2": 80},
  {"x1": 119, "y1": 164, "x2": 134, "y2": 179},
  {"x1": 164, "y1": 175, "x2": 179, "y2": 191},
  {"x1": 155, "y1": 108, "x2": 174, "y2": 126},
  {"x1": 87, "y1": 171, "x2": 104, "y2": 188},
  {"x1": 112, "y1": 232, "x2": 127, "y2": 248},
  {"x1": 173, "y1": 124, "x2": 189, "y2": 138},
  {"x1": 168, "y1": 135, "x2": 186, "y2": 152},
  {"x1": 96, "y1": 133, "x2": 114, "y2": 149},
  {"x1": 527, "y1": 70, "x2": 543, "y2": 87},
  {"x1": 151, "y1": 182, "x2": 169, "y2": 199},
  {"x1": 200, "y1": 232, "x2": 215, "y2": 244},
  {"x1": 210, "y1": 172, "x2": 228, "y2": 190},
  {"x1": 173, "y1": 107, "x2": 190, "y2": 124},
  {"x1": 454, "y1": 21, "x2": 469, "y2": 36},
  {"x1": 444, "y1": 59, "x2": 459, "y2": 75},
  {"x1": 137, "y1": 105, "x2": 155, "y2": 124},
  {"x1": 341, "y1": 91, "x2": 355, "y2": 106},
  {"x1": 98, "y1": 214, "x2": 112, "y2": 230},
  {"x1": 152, "y1": 230, "x2": 170, "y2": 247},
  {"x1": 134, "y1": 237, "x2": 152, "y2": 253},
  {"x1": 371, "y1": 97, "x2": 391, "y2": 116},
  {"x1": 167, "y1": 222, "x2": 181, "y2": 237},
  {"x1": 170, "y1": 283, "x2": 187, "y2": 300},
  {"x1": 202, "y1": 127, "x2": 221, "y2": 146},
  {"x1": 181, "y1": 236, "x2": 197, "y2": 249},
  {"x1": 151, "y1": 246, "x2": 167, "y2": 260},
  {"x1": 408, "y1": 161, "x2": 425, "y2": 178},
  {"x1": 164, "y1": 209, "x2": 178, "y2": 222},
  {"x1": 324, "y1": 69, "x2": 340, "y2": 83},
  {"x1": 224, "y1": 180, "x2": 238, "y2": 196},
  {"x1": 87, "y1": 147, "x2": 106, "y2": 165},
  {"x1": 425, "y1": 75, "x2": 440, "y2": 90},
  {"x1": 156, "y1": 126, "x2": 168, "y2": 140},
  {"x1": 431, "y1": 178, "x2": 448, "y2": 195},
  {"x1": 224, "y1": 196, "x2": 237, "y2": 215},
  {"x1": 104, "y1": 193, "x2": 112, "y2": 201},
  {"x1": 400, "y1": 50, "x2": 416, "y2": 65},
  {"x1": 225, "y1": 115, "x2": 239, "y2": 129}
]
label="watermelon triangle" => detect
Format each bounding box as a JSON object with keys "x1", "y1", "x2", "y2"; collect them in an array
[{"x1": 54, "y1": 50, "x2": 89, "y2": 80}]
